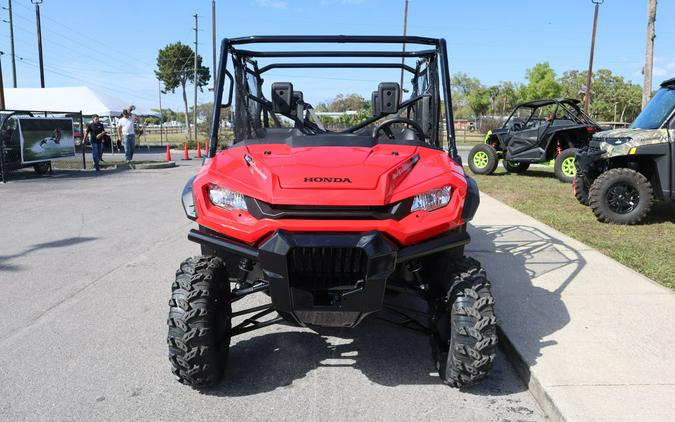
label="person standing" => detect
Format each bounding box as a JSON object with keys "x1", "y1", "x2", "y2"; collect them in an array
[
  {"x1": 116, "y1": 109, "x2": 135, "y2": 163},
  {"x1": 82, "y1": 114, "x2": 106, "y2": 171}
]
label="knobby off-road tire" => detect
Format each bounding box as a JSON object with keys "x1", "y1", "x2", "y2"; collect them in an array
[
  {"x1": 554, "y1": 148, "x2": 578, "y2": 183},
  {"x1": 432, "y1": 257, "x2": 497, "y2": 388},
  {"x1": 167, "y1": 256, "x2": 231, "y2": 387},
  {"x1": 468, "y1": 144, "x2": 498, "y2": 175},
  {"x1": 502, "y1": 160, "x2": 530, "y2": 173},
  {"x1": 573, "y1": 175, "x2": 590, "y2": 206},
  {"x1": 589, "y1": 168, "x2": 653, "y2": 225}
]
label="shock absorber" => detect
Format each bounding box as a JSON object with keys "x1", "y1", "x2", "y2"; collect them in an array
[
  {"x1": 407, "y1": 260, "x2": 428, "y2": 291},
  {"x1": 236, "y1": 258, "x2": 254, "y2": 288}
]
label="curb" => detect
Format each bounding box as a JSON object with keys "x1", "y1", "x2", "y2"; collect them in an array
[
  {"x1": 129, "y1": 161, "x2": 177, "y2": 170},
  {"x1": 497, "y1": 326, "x2": 566, "y2": 422}
]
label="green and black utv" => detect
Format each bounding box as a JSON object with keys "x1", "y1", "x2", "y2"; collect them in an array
[{"x1": 468, "y1": 99, "x2": 601, "y2": 183}]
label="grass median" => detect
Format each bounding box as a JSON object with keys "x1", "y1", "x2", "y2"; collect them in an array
[{"x1": 469, "y1": 166, "x2": 675, "y2": 290}]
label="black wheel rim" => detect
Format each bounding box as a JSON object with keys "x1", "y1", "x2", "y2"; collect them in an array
[{"x1": 606, "y1": 182, "x2": 640, "y2": 214}]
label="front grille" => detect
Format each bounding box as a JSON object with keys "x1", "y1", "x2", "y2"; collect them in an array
[
  {"x1": 288, "y1": 247, "x2": 367, "y2": 291},
  {"x1": 588, "y1": 140, "x2": 602, "y2": 153},
  {"x1": 247, "y1": 197, "x2": 412, "y2": 220}
]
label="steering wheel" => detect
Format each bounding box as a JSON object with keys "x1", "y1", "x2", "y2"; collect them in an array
[
  {"x1": 372, "y1": 117, "x2": 426, "y2": 141},
  {"x1": 511, "y1": 120, "x2": 524, "y2": 131}
]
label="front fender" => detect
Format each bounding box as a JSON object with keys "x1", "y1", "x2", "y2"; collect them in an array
[{"x1": 483, "y1": 130, "x2": 492, "y2": 143}]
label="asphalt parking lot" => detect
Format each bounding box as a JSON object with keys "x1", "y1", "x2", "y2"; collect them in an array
[{"x1": 0, "y1": 162, "x2": 544, "y2": 421}]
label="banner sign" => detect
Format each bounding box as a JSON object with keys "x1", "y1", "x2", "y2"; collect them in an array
[{"x1": 19, "y1": 117, "x2": 76, "y2": 164}]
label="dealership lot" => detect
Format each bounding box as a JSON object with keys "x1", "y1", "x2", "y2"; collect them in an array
[{"x1": 0, "y1": 163, "x2": 544, "y2": 421}]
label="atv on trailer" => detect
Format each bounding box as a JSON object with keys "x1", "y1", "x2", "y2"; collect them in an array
[
  {"x1": 168, "y1": 35, "x2": 497, "y2": 388},
  {"x1": 468, "y1": 99, "x2": 601, "y2": 182},
  {"x1": 574, "y1": 78, "x2": 675, "y2": 224}
]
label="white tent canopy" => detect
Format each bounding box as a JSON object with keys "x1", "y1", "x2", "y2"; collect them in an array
[{"x1": 4, "y1": 86, "x2": 152, "y2": 116}]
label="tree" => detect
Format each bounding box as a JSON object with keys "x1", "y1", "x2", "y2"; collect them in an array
[
  {"x1": 558, "y1": 69, "x2": 642, "y2": 122},
  {"x1": 451, "y1": 73, "x2": 481, "y2": 119},
  {"x1": 559, "y1": 70, "x2": 586, "y2": 100},
  {"x1": 150, "y1": 108, "x2": 177, "y2": 124},
  {"x1": 493, "y1": 81, "x2": 519, "y2": 116},
  {"x1": 323, "y1": 93, "x2": 369, "y2": 112},
  {"x1": 518, "y1": 62, "x2": 561, "y2": 101},
  {"x1": 467, "y1": 87, "x2": 490, "y2": 119},
  {"x1": 155, "y1": 42, "x2": 210, "y2": 140}
]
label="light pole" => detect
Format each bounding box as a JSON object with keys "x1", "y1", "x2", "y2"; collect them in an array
[
  {"x1": 2, "y1": 0, "x2": 17, "y2": 87},
  {"x1": 0, "y1": 51, "x2": 6, "y2": 110},
  {"x1": 212, "y1": 0, "x2": 216, "y2": 92},
  {"x1": 584, "y1": 0, "x2": 603, "y2": 113},
  {"x1": 158, "y1": 80, "x2": 164, "y2": 146},
  {"x1": 642, "y1": 0, "x2": 657, "y2": 109},
  {"x1": 31, "y1": 0, "x2": 45, "y2": 88},
  {"x1": 193, "y1": 13, "x2": 198, "y2": 145},
  {"x1": 399, "y1": 0, "x2": 409, "y2": 101}
]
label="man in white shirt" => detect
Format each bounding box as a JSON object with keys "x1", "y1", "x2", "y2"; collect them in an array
[{"x1": 116, "y1": 109, "x2": 135, "y2": 162}]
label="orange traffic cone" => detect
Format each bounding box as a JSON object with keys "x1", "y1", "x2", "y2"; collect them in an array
[
  {"x1": 182, "y1": 143, "x2": 191, "y2": 160},
  {"x1": 165, "y1": 144, "x2": 172, "y2": 161},
  {"x1": 196, "y1": 141, "x2": 202, "y2": 158}
]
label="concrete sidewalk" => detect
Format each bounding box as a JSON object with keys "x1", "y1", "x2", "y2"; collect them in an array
[{"x1": 466, "y1": 193, "x2": 675, "y2": 422}]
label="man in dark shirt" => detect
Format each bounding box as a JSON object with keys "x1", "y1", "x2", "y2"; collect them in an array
[{"x1": 82, "y1": 114, "x2": 106, "y2": 171}]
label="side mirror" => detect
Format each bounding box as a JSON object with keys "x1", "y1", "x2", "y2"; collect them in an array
[
  {"x1": 293, "y1": 91, "x2": 304, "y2": 117},
  {"x1": 272, "y1": 82, "x2": 293, "y2": 114},
  {"x1": 223, "y1": 70, "x2": 234, "y2": 108},
  {"x1": 371, "y1": 91, "x2": 381, "y2": 117},
  {"x1": 378, "y1": 82, "x2": 400, "y2": 114}
]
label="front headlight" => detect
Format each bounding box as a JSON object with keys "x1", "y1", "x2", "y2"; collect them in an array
[
  {"x1": 604, "y1": 137, "x2": 632, "y2": 146},
  {"x1": 411, "y1": 185, "x2": 452, "y2": 212},
  {"x1": 207, "y1": 183, "x2": 247, "y2": 211}
]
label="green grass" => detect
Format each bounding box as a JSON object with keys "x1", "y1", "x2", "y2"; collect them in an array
[
  {"x1": 469, "y1": 166, "x2": 675, "y2": 290},
  {"x1": 139, "y1": 131, "x2": 234, "y2": 148}
]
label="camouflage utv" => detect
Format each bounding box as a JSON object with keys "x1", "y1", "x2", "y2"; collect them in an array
[{"x1": 575, "y1": 78, "x2": 675, "y2": 224}]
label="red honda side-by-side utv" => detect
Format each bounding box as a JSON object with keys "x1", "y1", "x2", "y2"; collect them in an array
[{"x1": 168, "y1": 35, "x2": 497, "y2": 388}]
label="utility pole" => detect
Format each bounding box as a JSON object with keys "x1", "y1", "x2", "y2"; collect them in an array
[
  {"x1": 399, "y1": 0, "x2": 409, "y2": 101},
  {"x1": 158, "y1": 80, "x2": 164, "y2": 146},
  {"x1": 193, "y1": 13, "x2": 198, "y2": 145},
  {"x1": 4, "y1": 0, "x2": 17, "y2": 87},
  {"x1": 31, "y1": 0, "x2": 45, "y2": 88},
  {"x1": 584, "y1": 0, "x2": 602, "y2": 113},
  {"x1": 0, "y1": 51, "x2": 6, "y2": 110},
  {"x1": 212, "y1": 0, "x2": 216, "y2": 91},
  {"x1": 642, "y1": 0, "x2": 657, "y2": 109}
]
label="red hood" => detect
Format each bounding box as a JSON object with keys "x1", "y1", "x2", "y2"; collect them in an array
[{"x1": 197, "y1": 143, "x2": 465, "y2": 206}]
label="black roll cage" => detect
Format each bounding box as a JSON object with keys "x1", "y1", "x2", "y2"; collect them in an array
[
  {"x1": 207, "y1": 35, "x2": 458, "y2": 162},
  {"x1": 503, "y1": 98, "x2": 599, "y2": 130}
]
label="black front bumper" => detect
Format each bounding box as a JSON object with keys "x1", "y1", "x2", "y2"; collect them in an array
[
  {"x1": 575, "y1": 144, "x2": 606, "y2": 183},
  {"x1": 188, "y1": 228, "x2": 470, "y2": 327}
]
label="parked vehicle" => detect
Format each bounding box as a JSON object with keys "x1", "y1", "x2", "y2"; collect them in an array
[
  {"x1": 167, "y1": 35, "x2": 497, "y2": 388},
  {"x1": 468, "y1": 99, "x2": 601, "y2": 182},
  {"x1": 574, "y1": 78, "x2": 675, "y2": 224},
  {"x1": 0, "y1": 112, "x2": 51, "y2": 180}
]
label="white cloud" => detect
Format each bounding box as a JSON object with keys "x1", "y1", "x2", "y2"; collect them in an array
[
  {"x1": 653, "y1": 67, "x2": 667, "y2": 77},
  {"x1": 255, "y1": 0, "x2": 288, "y2": 9},
  {"x1": 320, "y1": 0, "x2": 367, "y2": 5},
  {"x1": 651, "y1": 58, "x2": 675, "y2": 78}
]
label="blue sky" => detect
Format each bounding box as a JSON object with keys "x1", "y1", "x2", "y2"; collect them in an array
[{"x1": 1, "y1": 0, "x2": 673, "y2": 112}]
